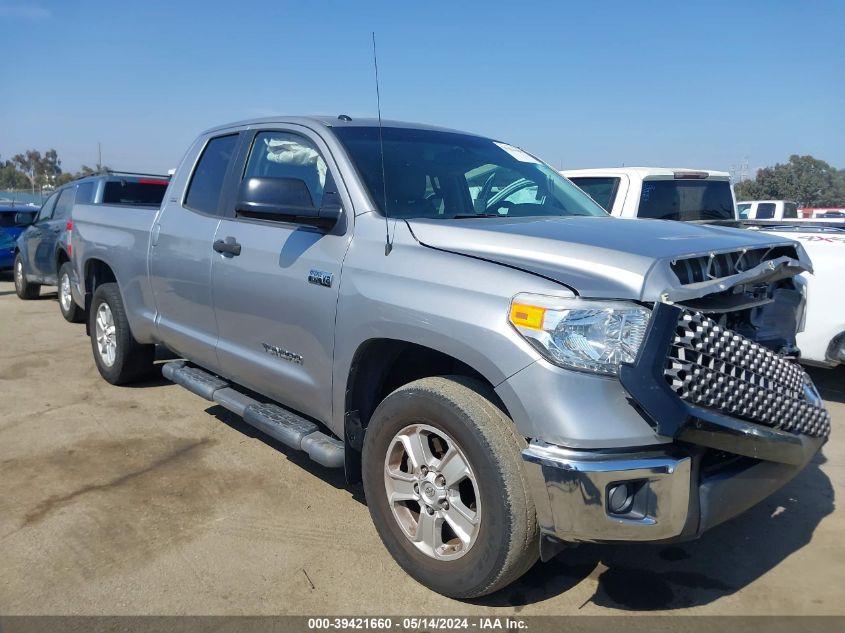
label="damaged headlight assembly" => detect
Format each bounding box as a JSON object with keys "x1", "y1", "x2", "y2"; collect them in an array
[{"x1": 509, "y1": 293, "x2": 651, "y2": 376}]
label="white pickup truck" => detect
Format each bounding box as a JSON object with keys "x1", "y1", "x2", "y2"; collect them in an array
[
  {"x1": 562, "y1": 167, "x2": 736, "y2": 221},
  {"x1": 563, "y1": 167, "x2": 844, "y2": 367}
]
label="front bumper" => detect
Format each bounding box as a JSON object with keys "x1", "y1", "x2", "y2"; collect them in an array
[
  {"x1": 523, "y1": 434, "x2": 823, "y2": 544},
  {"x1": 522, "y1": 302, "x2": 829, "y2": 544}
]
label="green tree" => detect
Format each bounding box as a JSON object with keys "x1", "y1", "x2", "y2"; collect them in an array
[
  {"x1": 0, "y1": 160, "x2": 31, "y2": 189},
  {"x1": 735, "y1": 155, "x2": 844, "y2": 206},
  {"x1": 9, "y1": 148, "x2": 65, "y2": 192},
  {"x1": 12, "y1": 150, "x2": 41, "y2": 194},
  {"x1": 79, "y1": 163, "x2": 111, "y2": 176}
]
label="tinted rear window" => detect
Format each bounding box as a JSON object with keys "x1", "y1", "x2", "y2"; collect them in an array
[
  {"x1": 102, "y1": 180, "x2": 168, "y2": 206},
  {"x1": 638, "y1": 179, "x2": 734, "y2": 221},
  {"x1": 755, "y1": 202, "x2": 776, "y2": 219},
  {"x1": 568, "y1": 177, "x2": 620, "y2": 212}
]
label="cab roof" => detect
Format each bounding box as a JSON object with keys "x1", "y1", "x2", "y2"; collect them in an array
[{"x1": 202, "y1": 115, "x2": 482, "y2": 137}]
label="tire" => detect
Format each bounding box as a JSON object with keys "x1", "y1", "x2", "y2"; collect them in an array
[
  {"x1": 13, "y1": 253, "x2": 40, "y2": 300},
  {"x1": 58, "y1": 262, "x2": 85, "y2": 323},
  {"x1": 89, "y1": 282, "x2": 155, "y2": 385},
  {"x1": 362, "y1": 376, "x2": 539, "y2": 599}
]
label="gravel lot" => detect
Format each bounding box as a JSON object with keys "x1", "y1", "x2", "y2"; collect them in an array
[{"x1": 1, "y1": 275, "x2": 843, "y2": 615}]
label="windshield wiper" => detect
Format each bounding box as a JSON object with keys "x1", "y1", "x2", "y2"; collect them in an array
[{"x1": 451, "y1": 213, "x2": 506, "y2": 219}]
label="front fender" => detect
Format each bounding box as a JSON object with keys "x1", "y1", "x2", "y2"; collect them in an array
[{"x1": 330, "y1": 217, "x2": 565, "y2": 437}]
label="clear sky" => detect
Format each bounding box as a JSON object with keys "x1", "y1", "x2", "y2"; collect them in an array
[{"x1": 1, "y1": 0, "x2": 843, "y2": 176}]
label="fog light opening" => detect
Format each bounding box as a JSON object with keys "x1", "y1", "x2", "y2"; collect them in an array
[{"x1": 607, "y1": 483, "x2": 635, "y2": 515}]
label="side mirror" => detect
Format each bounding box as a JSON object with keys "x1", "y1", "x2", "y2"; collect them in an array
[
  {"x1": 235, "y1": 177, "x2": 340, "y2": 230},
  {"x1": 14, "y1": 211, "x2": 35, "y2": 226}
]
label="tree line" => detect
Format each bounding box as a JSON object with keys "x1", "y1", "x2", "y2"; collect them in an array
[
  {"x1": 0, "y1": 148, "x2": 109, "y2": 193},
  {"x1": 734, "y1": 155, "x2": 845, "y2": 207}
]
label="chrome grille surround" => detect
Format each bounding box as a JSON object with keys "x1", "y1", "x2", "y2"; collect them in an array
[{"x1": 665, "y1": 311, "x2": 831, "y2": 439}]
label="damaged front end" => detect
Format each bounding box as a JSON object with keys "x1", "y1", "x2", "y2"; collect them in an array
[
  {"x1": 627, "y1": 240, "x2": 829, "y2": 463},
  {"x1": 645, "y1": 241, "x2": 812, "y2": 356},
  {"x1": 521, "y1": 240, "x2": 829, "y2": 548}
]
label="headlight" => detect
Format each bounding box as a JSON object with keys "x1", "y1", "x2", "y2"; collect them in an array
[{"x1": 509, "y1": 293, "x2": 651, "y2": 376}]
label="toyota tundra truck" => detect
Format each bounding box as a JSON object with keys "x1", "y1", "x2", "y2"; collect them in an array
[{"x1": 70, "y1": 117, "x2": 830, "y2": 598}]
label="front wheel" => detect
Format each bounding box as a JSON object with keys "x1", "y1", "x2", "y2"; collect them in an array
[
  {"x1": 89, "y1": 283, "x2": 155, "y2": 385},
  {"x1": 13, "y1": 253, "x2": 40, "y2": 300},
  {"x1": 58, "y1": 262, "x2": 84, "y2": 323},
  {"x1": 362, "y1": 376, "x2": 539, "y2": 599}
]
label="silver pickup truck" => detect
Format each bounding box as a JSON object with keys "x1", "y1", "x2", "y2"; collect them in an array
[{"x1": 70, "y1": 116, "x2": 830, "y2": 598}]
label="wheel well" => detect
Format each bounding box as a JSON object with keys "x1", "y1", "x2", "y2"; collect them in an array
[
  {"x1": 84, "y1": 258, "x2": 116, "y2": 294},
  {"x1": 343, "y1": 339, "x2": 508, "y2": 483},
  {"x1": 56, "y1": 249, "x2": 69, "y2": 274},
  {"x1": 83, "y1": 259, "x2": 117, "y2": 333}
]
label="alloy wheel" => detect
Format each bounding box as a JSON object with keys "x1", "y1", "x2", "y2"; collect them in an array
[{"x1": 383, "y1": 423, "x2": 481, "y2": 560}]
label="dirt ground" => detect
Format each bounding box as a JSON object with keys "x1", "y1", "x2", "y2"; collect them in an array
[{"x1": 0, "y1": 274, "x2": 842, "y2": 616}]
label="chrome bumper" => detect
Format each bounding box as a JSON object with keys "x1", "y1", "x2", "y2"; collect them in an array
[
  {"x1": 523, "y1": 434, "x2": 823, "y2": 544},
  {"x1": 522, "y1": 442, "x2": 692, "y2": 542}
]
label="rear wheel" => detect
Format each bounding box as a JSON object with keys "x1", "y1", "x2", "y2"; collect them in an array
[
  {"x1": 58, "y1": 262, "x2": 84, "y2": 323},
  {"x1": 13, "y1": 253, "x2": 40, "y2": 300},
  {"x1": 362, "y1": 376, "x2": 539, "y2": 598},
  {"x1": 89, "y1": 283, "x2": 155, "y2": 385}
]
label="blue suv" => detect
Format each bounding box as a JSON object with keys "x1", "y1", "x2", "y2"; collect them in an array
[{"x1": 14, "y1": 173, "x2": 168, "y2": 322}]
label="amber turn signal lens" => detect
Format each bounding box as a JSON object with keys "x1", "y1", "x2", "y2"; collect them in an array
[{"x1": 509, "y1": 303, "x2": 545, "y2": 330}]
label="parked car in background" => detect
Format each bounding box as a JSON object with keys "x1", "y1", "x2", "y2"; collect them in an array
[
  {"x1": 737, "y1": 200, "x2": 800, "y2": 220},
  {"x1": 14, "y1": 172, "x2": 169, "y2": 323},
  {"x1": 800, "y1": 207, "x2": 845, "y2": 220},
  {"x1": 0, "y1": 204, "x2": 38, "y2": 244},
  {"x1": 0, "y1": 228, "x2": 16, "y2": 270},
  {"x1": 562, "y1": 167, "x2": 736, "y2": 220},
  {"x1": 749, "y1": 223, "x2": 845, "y2": 367},
  {"x1": 70, "y1": 117, "x2": 829, "y2": 598}
]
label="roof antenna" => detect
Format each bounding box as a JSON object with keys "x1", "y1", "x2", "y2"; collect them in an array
[{"x1": 372, "y1": 31, "x2": 391, "y2": 255}]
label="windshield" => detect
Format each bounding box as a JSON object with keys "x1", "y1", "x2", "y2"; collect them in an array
[
  {"x1": 334, "y1": 126, "x2": 607, "y2": 220},
  {"x1": 638, "y1": 179, "x2": 735, "y2": 221}
]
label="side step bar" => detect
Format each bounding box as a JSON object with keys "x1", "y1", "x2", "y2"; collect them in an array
[{"x1": 162, "y1": 361, "x2": 344, "y2": 468}]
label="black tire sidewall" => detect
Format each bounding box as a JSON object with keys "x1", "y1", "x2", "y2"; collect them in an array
[
  {"x1": 14, "y1": 253, "x2": 38, "y2": 299},
  {"x1": 362, "y1": 385, "x2": 517, "y2": 597},
  {"x1": 58, "y1": 262, "x2": 82, "y2": 322},
  {"x1": 89, "y1": 284, "x2": 131, "y2": 384},
  {"x1": 13, "y1": 254, "x2": 23, "y2": 296}
]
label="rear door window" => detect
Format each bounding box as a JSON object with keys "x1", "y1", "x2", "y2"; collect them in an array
[
  {"x1": 568, "y1": 177, "x2": 620, "y2": 212},
  {"x1": 36, "y1": 192, "x2": 59, "y2": 222},
  {"x1": 54, "y1": 187, "x2": 76, "y2": 219},
  {"x1": 638, "y1": 179, "x2": 735, "y2": 221},
  {"x1": 185, "y1": 134, "x2": 239, "y2": 215}
]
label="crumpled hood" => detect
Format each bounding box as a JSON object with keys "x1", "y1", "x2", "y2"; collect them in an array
[{"x1": 406, "y1": 216, "x2": 811, "y2": 301}]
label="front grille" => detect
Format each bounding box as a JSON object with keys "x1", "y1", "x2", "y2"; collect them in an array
[
  {"x1": 670, "y1": 245, "x2": 798, "y2": 285},
  {"x1": 664, "y1": 311, "x2": 830, "y2": 439}
]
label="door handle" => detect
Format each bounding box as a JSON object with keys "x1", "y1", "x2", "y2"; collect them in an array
[{"x1": 213, "y1": 238, "x2": 242, "y2": 256}]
